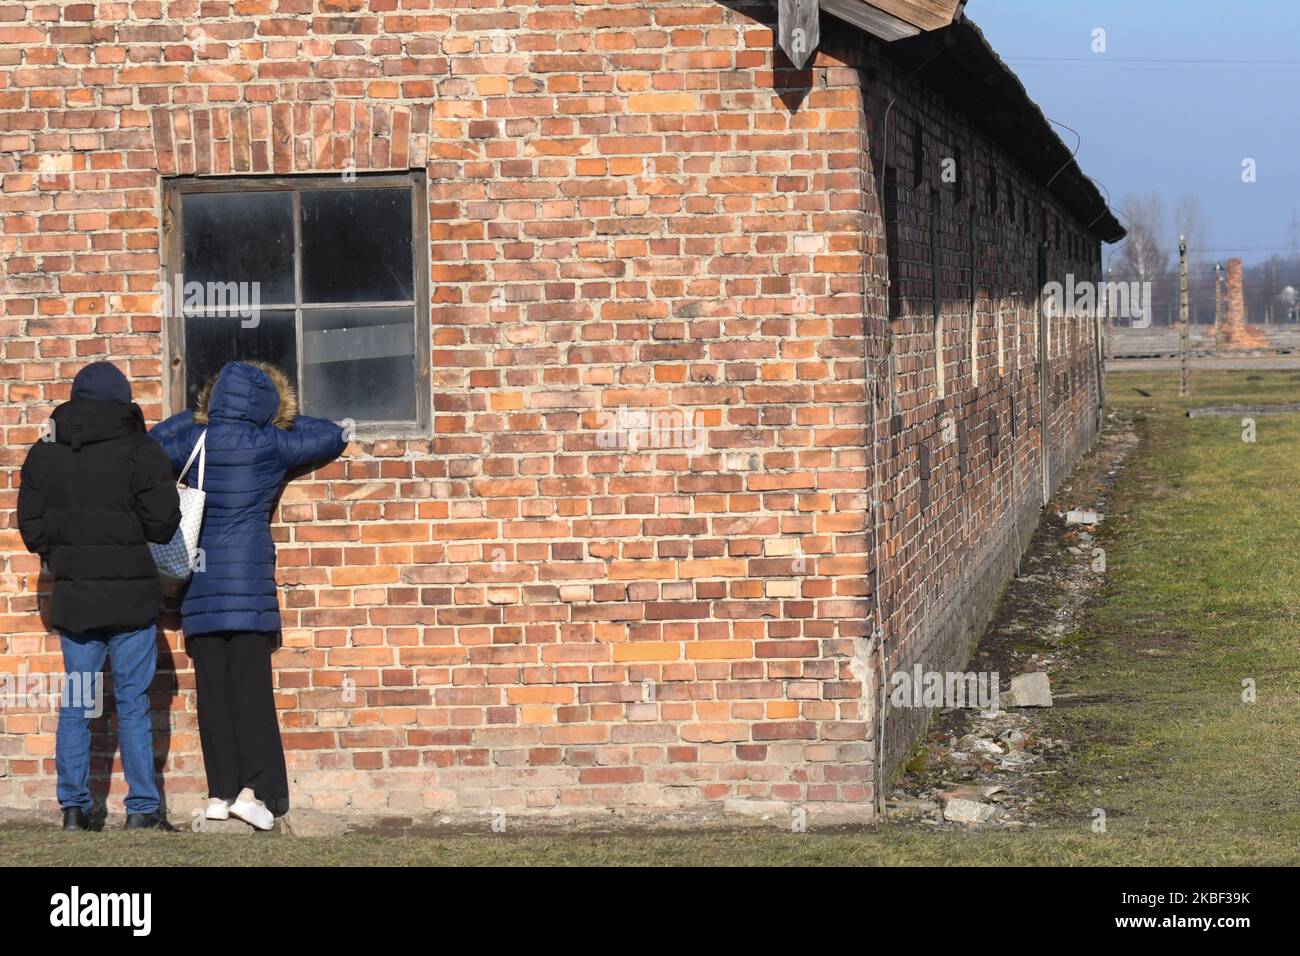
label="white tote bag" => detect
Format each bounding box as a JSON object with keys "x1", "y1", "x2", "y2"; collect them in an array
[{"x1": 149, "y1": 430, "x2": 207, "y2": 585}]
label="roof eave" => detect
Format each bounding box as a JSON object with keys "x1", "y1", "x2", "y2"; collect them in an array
[
  {"x1": 885, "y1": 17, "x2": 1125, "y2": 242},
  {"x1": 821, "y1": 5, "x2": 1125, "y2": 243}
]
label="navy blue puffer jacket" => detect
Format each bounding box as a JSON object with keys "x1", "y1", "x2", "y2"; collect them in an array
[{"x1": 150, "y1": 361, "x2": 346, "y2": 636}]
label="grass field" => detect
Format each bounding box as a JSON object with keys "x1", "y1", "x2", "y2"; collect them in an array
[{"x1": 7, "y1": 367, "x2": 1300, "y2": 866}]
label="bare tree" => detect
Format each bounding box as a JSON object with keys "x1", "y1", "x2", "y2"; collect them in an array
[
  {"x1": 1112, "y1": 193, "x2": 1169, "y2": 325},
  {"x1": 1113, "y1": 192, "x2": 1169, "y2": 286}
]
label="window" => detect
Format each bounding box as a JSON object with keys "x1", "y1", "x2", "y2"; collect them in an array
[
  {"x1": 912, "y1": 121, "x2": 926, "y2": 188},
  {"x1": 884, "y1": 167, "x2": 903, "y2": 321},
  {"x1": 931, "y1": 187, "x2": 944, "y2": 398},
  {"x1": 162, "y1": 173, "x2": 430, "y2": 436},
  {"x1": 968, "y1": 199, "x2": 978, "y2": 387},
  {"x1": 930, "y1": 188, "x2": 942, "y2": 326}
]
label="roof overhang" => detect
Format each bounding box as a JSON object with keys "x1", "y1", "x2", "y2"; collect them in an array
[
  {"x1": 819, "y1": 0, "x2": 965, "y2": 41},
  {"x1": 782, "y1": 0, "x2": 963, "y2": 67},
  {"x1": 775, "y1": 2, "x2": 1124, "y2": 241}
]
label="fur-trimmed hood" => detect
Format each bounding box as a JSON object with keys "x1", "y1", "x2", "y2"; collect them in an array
[{"x1": 194, "y1": 361, "x2": 298, "y2": 429}]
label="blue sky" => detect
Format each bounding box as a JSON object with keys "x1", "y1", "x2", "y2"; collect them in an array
[{"x1": 968, "y1": 0, "x2": 1300, "y2": 261}]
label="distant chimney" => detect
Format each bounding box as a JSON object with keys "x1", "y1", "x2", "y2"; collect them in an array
[
  {"x1": 1220, "y1": 257, "x2": 1267, "y2": 350},
  {"x1": 1226, "y1": 259, "x2": 1244, "y2": 330}
]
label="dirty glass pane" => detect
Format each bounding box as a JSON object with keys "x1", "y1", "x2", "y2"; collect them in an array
[
  {"x1": 300, "y1": 188, "x2": 413, "y2": 303},
  {"x1": 300, "y1": 306, "x2": 416, "y2": 421},
  {"x1": 182, "y1": 310, "x2": 297, "y2": 411},
  {"x1": 181, "y1": 192, "x2": 295, "y2": 305}
]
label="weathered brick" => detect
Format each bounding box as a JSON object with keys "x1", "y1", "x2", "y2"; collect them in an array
[{"x1": 0, "y1": 0, "x2": 1108, "y2": 825}]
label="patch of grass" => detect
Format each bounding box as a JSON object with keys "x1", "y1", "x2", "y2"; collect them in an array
[
  {"x1": 2, "y1": 823, "x2": 1296, "y2": 867},
  {"x1": 7, "y1": 368, "x2": 1300, "y2": 865},
  {"x1": 1044, "y1": 368, "x2": 1300, "y2": 859}
]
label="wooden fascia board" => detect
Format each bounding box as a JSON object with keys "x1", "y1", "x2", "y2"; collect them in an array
[
  {"x1": 820, "y1": 0, "x2": 920, "y2": 42},
  {"x1": 870, "y1": 0, "x2": 964, "y2": 31}
]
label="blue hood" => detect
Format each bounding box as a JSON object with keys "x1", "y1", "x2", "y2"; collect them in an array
[{"x1": 196, "y1": 362, "x2": 296, "y2": 429}]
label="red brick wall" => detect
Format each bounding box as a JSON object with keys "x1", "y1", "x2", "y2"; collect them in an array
[
  {"x1": 0, "y1": 1, "x2": 1102, "y2": 823},
  {"x1": 866, "y1": 63, "x2": 1102, "y2": 774}
]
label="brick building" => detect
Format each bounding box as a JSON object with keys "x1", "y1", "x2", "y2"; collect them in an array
[{"x1": 0, "y1": 0, "x2": 1122, "y2": 823}]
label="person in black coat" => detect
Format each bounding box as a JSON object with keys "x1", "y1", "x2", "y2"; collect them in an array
[
  {"x1": 17, "y1": 361, "x2": 182, "y2": 831},
  {"x1": 151, "y1": 361, "x2": 347, "y2": 829}
]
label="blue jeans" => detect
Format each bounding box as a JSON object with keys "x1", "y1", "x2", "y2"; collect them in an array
[{"x1": 57, "y1": 626, "x2": 160, "y2": 815}]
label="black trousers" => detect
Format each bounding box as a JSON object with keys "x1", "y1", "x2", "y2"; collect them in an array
[{"x1": 187, "y1": 631, "x2": 289, "y2": 816}]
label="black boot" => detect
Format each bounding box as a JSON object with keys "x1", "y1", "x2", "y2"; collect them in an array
[
  {"x1": 124, "y1": 812, "x2": 175, "y2": 832},
  {"x1": 61, "y1": 807, "x2": 90, "y2": 832}
]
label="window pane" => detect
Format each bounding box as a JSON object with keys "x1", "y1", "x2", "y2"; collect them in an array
[
  {"x1": 181, "y1": 192, "x2": 295, "y2": 304},
  {"x1": 183, "y1": 310, "x2": 297, "y2": 411},
  {"x1": 301, "y1": 306, "x2": 416, "y2": 422},
  {"x1": 300, "y1": 188, "x2": 413, "y2": 303}
]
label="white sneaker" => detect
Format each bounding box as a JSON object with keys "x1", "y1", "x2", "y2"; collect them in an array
[
  {"x1": 205, "y1": 798, "x2": 232, "y2": 821},
  {"x1": 229, "y1": 788, "x2": 275, "y2": 831}
]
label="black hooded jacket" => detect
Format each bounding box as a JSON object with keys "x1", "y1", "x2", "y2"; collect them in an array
[{"x1": 17, "y1": 399, "x2": 182, "y2": 635}]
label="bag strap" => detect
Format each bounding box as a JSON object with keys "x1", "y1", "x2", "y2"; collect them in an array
[{"x1": 179, "y1": 429, "x2": 207, "y2": 491}]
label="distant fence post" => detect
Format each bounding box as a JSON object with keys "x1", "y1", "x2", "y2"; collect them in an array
[
  {"x1": 1101, "y1": 265, "x2": 1111, "y2": 366},
  {"x1": 1179, "y1": 235, "x2": 1190, "y2": 397},
  {"x1": 1214, "y1": 262, "x2": 1223, "y2": 354},
  {"x1": 1095, "y1": 261, "x2": 1107, "y2": 423}
]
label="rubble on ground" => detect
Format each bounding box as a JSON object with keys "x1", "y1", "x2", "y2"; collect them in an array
[
  {"x1": 1005, "y1": 672, "x2": 1054, "y2": 708},
  {"x1": 884, "y1": 415, "x2": 1138, "y2": 830}
]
